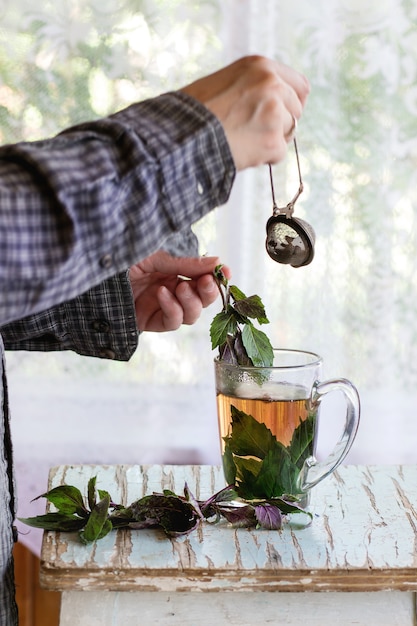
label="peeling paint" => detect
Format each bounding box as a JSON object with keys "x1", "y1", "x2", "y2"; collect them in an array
[{"x1": 42, "y1": 464, "x2": 417, "y2": 596}]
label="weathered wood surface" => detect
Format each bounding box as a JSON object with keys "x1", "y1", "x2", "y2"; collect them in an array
[{"x1": 40, "y1": 464, "x2": 417, "y2": 593}]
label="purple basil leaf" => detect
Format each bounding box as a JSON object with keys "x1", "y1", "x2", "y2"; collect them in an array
[
  {"x1": 233, "y1": 333, "x2": 253, "y2": 367},
  {"x1": 254, "y1": 503, "x2": 283, "y2": 530},
  {"x1": 129, "y1": 493, "x2": 200, "y2": 537},
  {"x1": 218, "y1": 334, "x2": 239, "y2": 364},
  {"x1": 128, "y1": 517, "x2": 160, "y2": 530},
  {"x1": 87, "y1": 476, "x2": 97, "y2": 511},
  {"x1": 233, "y1": 294, "x2": 269, "y2": 323}
]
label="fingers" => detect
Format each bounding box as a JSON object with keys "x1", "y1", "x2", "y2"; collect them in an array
[
  {"x1": 157, "y1": 272, "x2": 221, "y2": 330},
  {"x1": 156, "y1": 286, "x2": 185, "y2": 331},
  {"x1": 139, "y1": 250, "x2": 221, "y2": 278},
  {"x1": 182, "y1": 55, "x2": 310, "y2": 171},
  {"x1": 133, "y1": 250, "x2": 232, "y2": 332},
  {"x1": 272, "y1": 59, "x2": 310, "y2": 110}
]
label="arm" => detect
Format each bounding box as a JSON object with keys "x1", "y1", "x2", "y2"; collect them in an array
[
  {"x1": 0, "y1": 56, "x2": 309, "y2": 327},
  {"x1": 0, "y1": 91, "x2": 234, "y2": 326}
]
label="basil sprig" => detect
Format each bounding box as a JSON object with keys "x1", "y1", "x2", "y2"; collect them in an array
[{"x1": 210, "y1": 265, "x2": 274, "y2": 367}]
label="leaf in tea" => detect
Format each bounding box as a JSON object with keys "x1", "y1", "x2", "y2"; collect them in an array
[
  {"x1": 253, "y1": 445, "x2": 299, "y2": 498},
  {"x1": 228, "y1": 406, "x2": 278, "y2": 459},
  {"x1": 287, "y1": 410, "x2": 316, "y2": 471}
]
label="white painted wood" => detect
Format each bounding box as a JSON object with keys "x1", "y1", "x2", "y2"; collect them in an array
[
  {"x1": 59, "y1": 590, "x2": 415, "y2": 626},
  {"x1": 40, "y1": 464, "x2": 417, "y2": 625}
]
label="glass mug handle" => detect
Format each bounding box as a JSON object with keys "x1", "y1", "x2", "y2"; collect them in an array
[{"x1": 297, "y1": 378, "x2": 360, "y2": 492}]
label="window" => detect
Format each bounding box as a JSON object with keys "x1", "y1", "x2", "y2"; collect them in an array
[{"x1": 3, "y1": 0, "x2": 417, "y2": 555}]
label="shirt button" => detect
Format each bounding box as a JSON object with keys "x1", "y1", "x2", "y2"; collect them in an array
[
  {"x1": 100, "y1": 254, "x2": 113, "y2": 269},
  {"x1": 98, "y1": 348, "x2": 116, "y2": 359},
  {"x1": 91, "y1": 319, "x2": 110, "y2": 333},
  {"x1": 197, "y1": 181, "x2": 204, "y2": 195}
]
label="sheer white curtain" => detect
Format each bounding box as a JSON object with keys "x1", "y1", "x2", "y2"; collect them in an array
[
  {"x1": 219, "y1": 0, "x2": 417, "y2": 384},
  {"x1": 214, "y1": 0, "x2": 417, "y2": 469},
  {"x1": 2, "y1": 0, "x2": 417, "y2": 554}
]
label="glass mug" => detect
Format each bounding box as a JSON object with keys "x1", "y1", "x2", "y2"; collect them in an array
[{"x1": 215, "y1": 349, "x2": 360, "y2": 506}]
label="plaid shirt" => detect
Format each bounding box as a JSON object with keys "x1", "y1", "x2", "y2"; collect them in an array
[{"x1": 0, "y1": 91, "x2": 235, "y2": 625}]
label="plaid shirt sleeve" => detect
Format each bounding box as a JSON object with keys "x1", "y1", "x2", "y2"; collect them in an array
[
  {"x1": 0, "y1": 271, "x2": 139, "y2": 360},
  {"x1": 0, "y1": 91, "x2": 235, "y2": 326}
]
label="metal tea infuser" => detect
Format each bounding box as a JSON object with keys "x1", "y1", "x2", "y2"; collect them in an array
[{"x1": 266, "y1": 131, "x2": 315, "y2": 268}]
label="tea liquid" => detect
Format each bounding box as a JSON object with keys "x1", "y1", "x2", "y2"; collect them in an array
[{"x1": 217, "y1": 392, "x2": 312, "y2": 449}]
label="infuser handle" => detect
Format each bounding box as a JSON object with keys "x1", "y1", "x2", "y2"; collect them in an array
[{"x1": 297, "y1": 378, "x2": 360, "y2": 492}]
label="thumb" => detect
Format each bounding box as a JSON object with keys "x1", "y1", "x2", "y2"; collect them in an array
[{"x1": 140, "y1": 250, "x2": 221, "y2": 278}]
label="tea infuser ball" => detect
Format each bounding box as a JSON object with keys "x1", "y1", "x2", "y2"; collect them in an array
[
  {"x1": 266, "y1": 214, "x2": 315, "y2": 267},
  {"x1": 266, "y1": 136, "x2": 315, "y2": 268}
]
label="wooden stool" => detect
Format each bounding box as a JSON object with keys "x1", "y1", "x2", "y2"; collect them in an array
[{"x1": 40, "y1": 464, "x2": 417, "y2": 625}]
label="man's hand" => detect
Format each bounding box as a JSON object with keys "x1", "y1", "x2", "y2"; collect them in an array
[
  {"x1": 129, "y1": 250, "x2": 231, "y2": 332},
  {"x1": 182, "y1": 55, "x2": 310, "y2": 170}
]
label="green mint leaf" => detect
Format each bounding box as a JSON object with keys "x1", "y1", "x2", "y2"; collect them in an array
[
  {"x1": 234, "y1": 455, "x2": 262, "y2": 479},
  {"x1": 287, "y1": 411, "x2": 317, "y2": 471},
  {"x1": 233, "y1": 295, "x2": 269, "y2": 324},
  {"x1": 96, "y1": 519, "x2": 113, "y2": 540},
  {"x1": 18, "y1": 513, "x2": 87, "y2": 532},
  {"x1": 221, "y1": 437, "x2": 237, "y2": 486},
  {"x1": 233, "y1": 458, "x2": 263, "y2": 500},
  {"x1": 79, "y1": 492, "x2": 111, "y2": 544},
  {"x1": 87, "y1": 476, "x2": 97, "y2": 511},
  {"x1": 228, "y1": 407, "x2": 277, "y2": 459},
  {"x1": 211, "y1": 267, "x2": 274, "y2": 368},
  {"x1": 254, "y1": 446, "x2": 299, "y2": 498},
  {"x1": 229, "y1": 284, "x2": 247, "y2": 301},
  {"x1": 214, "y1": 264, "x2": 228, "y2": 287},
  {"x1": 241, "y1": 324, "x2": 274, "y2": 367},
  {"x1": 33, "y1": 485, "x2": 88, "y2": 517},
  {"x1": 210, "y1": 309, "x2": 238, "y2": 349},
  {"x1": 224, "y1": 409, "x2": 303, "y2": 499},
  {"x1": 98, "y1": 489, "x2": 112, "y2": 501}
]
